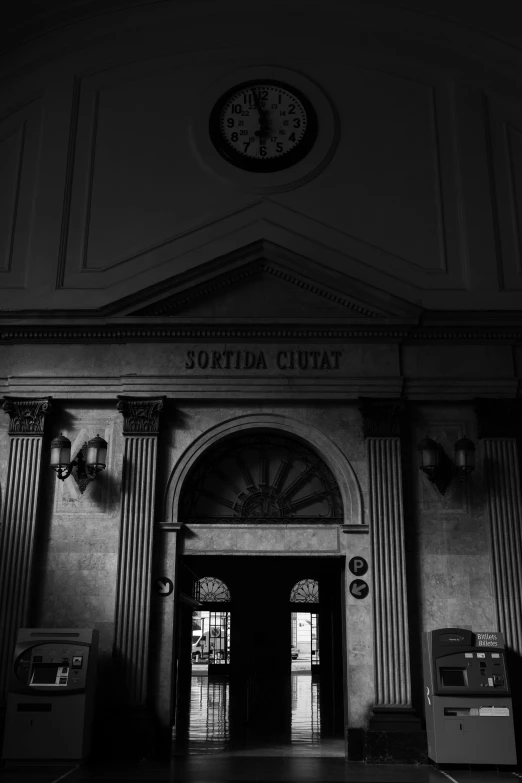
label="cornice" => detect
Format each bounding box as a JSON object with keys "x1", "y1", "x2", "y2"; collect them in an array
[
  {"x1": 0, "y1": 323, "x2": 522, "y2": 342},
  {"x1": 130, "y1": 260, "x2": 382, "y2": 318}
]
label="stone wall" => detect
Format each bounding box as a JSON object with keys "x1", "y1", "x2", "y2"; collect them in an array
[
  {"x1": 30, "y1": 403, "x2": 123, "y2": 709},
  {"x1": 0, "y1": 397, "x2": 501, "y2": 731}
]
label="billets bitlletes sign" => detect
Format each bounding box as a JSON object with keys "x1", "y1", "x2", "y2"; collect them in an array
[{"x1": 474, "y1": 632, "x2": 504, "y2": 647}]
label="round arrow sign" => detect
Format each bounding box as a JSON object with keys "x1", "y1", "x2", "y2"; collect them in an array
[
  {"x1": 348, "y1": 556, "x2": 368, "y2": 576},
  {"x1": 349, "y1": 579, "x2": 369, "y2": 599},
  {"x1": 155, "y1": 577, "x2": 173, "y2": 596}
]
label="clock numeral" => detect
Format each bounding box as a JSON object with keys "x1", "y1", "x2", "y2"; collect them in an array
[
  {"x1": 243, "y1": 142, "x2": 251, "y2": 152},
  {"x1": 260, "y1": 146, "x2": 267, "y2": 157},
  {"x1": 271, "y1": 136, "x2": 277, "y2": 142},
  {"x1": 241, "y1": 111, "x2": 249, "y2": 116},
  {"x1": 276, "y1": 142, "x2": 283, "y2": 153},
  {"x1": 282, "y1": 120, "x2": 289, "y2": 126},
  {"x1": 271, "y1": 103, "x2": 277, "y2": 109},
  {"x1": 249, "y1": 136, "x2": 256, "y2": 142},
  {"x1": 288, "y1": 104, "x2": 296, "y2": 114},
  {"x1": 237, "y1": 121, "x2": 244, "y2": 127},
  {"x1": 226, "y1": 118, "x2": 234, "y2": 128},
  {"x1": 288, "y1": 132, "x2": 296, "y2": 142},
  {"x1": 260, "y1": 90, "x2": 268, "y2": 100},
  {"x1": 232, "y1": 104, "x2": 242, "y2": 114},
  {"x1": 231, "y1": 132, "x2": 238, "y2": 142},
  {"x1": 293, "y1": 118, "x2": 301, "y2": 128},
  {"x1": 279, "y1": 110, "x2": 286, "y2": 116}
]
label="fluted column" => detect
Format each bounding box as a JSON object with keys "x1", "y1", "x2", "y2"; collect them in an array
[
  {"x1": 358, "y1": 398, "x2": 420, "y2": 731},
  {"x1": 114, "y1": 396, "x2": 165, "y2": 706},
  {"x1": 475, "y1": 400, "x2": 522, "y2": 656},
  {"x1": 369, "y1": 437, "x2": 411, "y2": 707},
  {"x1": 0, "y1": 397, "x2": 52, "y2": 704}
]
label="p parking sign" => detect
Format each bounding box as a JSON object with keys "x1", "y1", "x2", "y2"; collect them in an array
[{"x1": 348, "y1": 556, "x2": 368, "y2": 576}]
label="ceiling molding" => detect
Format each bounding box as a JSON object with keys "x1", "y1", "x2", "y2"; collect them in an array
[{"x1": 0, "y1": 240, "x2": 422, "y2": 323}]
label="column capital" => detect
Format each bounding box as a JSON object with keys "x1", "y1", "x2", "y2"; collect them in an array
[
  {"x1": 2, "y1": 396, "x2": 52, "y2": 435},
  {"x1": 358, "y1": 397, "x2": 407, "y2": 439},
  {"x1": 474, "y1": 398, "x2": 522, "y2": 439},
  {"x1": 116, "y1": 396, "x2": 166, "y2": 435}
]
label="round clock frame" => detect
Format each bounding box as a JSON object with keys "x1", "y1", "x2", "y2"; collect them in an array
[
  {"x1": 189, "y1": 65, "x2": 339, "y2": 194},
  {"x1": 208, "y1": 79, "x2": 319, "y2": 173}
]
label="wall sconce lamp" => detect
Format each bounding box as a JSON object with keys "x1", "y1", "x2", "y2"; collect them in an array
[
  {"x1": 418, "y1": 435, "x2": 475, "y2": 493},
  {"x1": 453, "y1": 436, "x2": 476, "y2": 481},
  {"x1": 50, "y1": 434, "x2": 108, "y2": 493}
]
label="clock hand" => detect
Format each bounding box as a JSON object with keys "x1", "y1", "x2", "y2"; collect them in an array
[
  {"x1": 251, "y1": 89, "x2": 270, "y2": 142},
  {"x1": 251, "y1": 89, "x2": 265, "y2": 119}
]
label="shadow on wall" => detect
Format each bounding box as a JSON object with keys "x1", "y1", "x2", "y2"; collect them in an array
[
  {"x1": 506, "y1": 649, "x2": 522, "y2": 762},
  {"x1": 400, "y1": 421, "x2": 425, "y2": 725}
]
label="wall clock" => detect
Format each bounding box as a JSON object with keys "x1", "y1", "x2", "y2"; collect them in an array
[{"x1": 209, "y1": 80, "x2": 318, "y2": 172}]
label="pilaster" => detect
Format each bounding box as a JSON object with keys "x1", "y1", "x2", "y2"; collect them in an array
[
  {"x1": 474, "y1": 399, "x2": 522, "y2": 655},
  {"x1": 113, "y1": 396, "x2": 166, "y2": 712},
  {"x1": 0, "y1": 397, "x2": 52, "y2": 704},
  {"x1": 356, "y1": 399, "x2": 425, "y2": 763}
]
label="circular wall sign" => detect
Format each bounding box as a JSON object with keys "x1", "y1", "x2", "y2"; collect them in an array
[
  {"x1": 348, "y1": 556, "x2": 368, "y2": 576},
  {"x1": 349, "y1": 579, "x2": 369, "y2": 599},
  {"x1": 190, "y1": 65, "x2": 338, "y2": 194},
  {"x1": 155, "y1": 577, "x2": 173, "y2": 596}
]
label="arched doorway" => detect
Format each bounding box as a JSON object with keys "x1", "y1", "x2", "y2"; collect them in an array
[{"x1": 172, "y1": 426, "x2": 348, "y2": 753}]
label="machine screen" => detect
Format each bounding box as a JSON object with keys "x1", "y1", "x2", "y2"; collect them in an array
[
  {"x1": 440, "y1": 667, "x2": 467, "y2": 687},
  {"x1": 30, "y1": 664, "x2": 60, "y2": 685}
]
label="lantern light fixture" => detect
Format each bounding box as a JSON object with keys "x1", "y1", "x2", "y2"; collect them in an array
[
  {"x1": 417, "y1": 436, "x2": 440, "y2": 480},
  {"x1": 418, "y1": 434, "x2": 475, "y2": 491},
  {"x1": 453, "y1": 436, "x2": 476, "y2": 481},
  {"x1": 50, "y1": 433, "x2": 108, "y2": 493}
]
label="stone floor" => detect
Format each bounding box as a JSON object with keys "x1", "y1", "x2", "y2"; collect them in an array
[
  {"x1": 0, "y1": 760, "x2": 520, "y2": 783},
  {"x1": 1, "y1": 675, "x2": 520, "y2": 782}
]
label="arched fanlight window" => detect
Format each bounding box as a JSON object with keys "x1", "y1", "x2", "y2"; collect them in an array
[
  {"x1": 195, "y1": 576, "x2": 231, "y2": 603},
  {"x1": 290, "y1": 579, "x2": 319, "y2": 603},
  {"x1": 180, "y1": 433, "x2": 343, "y2": 525}
]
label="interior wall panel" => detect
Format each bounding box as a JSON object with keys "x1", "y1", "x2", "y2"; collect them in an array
[
  {"x1": 0, "y1": 10, "x2": 520, "y2": 309},
  {"x1": 0, "y1": 100, "x2": 42, "y2": 288},
  {"x1": 62, "y1": 59, "x2": 256, "y2": 289},
  {"x1": 59, "y1": 53, "x2": 469, "y2": 302},
  {"x1": 487, "y1": 96, "x2": 522, "y2": 291}
]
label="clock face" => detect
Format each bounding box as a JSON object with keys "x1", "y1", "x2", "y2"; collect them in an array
[{"x1": 209, "y1": 80, "x2": 318, "y2": 172}]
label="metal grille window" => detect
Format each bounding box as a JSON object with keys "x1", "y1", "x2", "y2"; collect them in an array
[
  {"x1": 195, "y1": 576, "x2": 231, "y2": 603},
  {"x1": 290, "y1": 579, "x2": 319, "y2": 603}
]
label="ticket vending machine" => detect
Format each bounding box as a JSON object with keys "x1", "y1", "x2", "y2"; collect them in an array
[
  {"x1": 423, "y1": 627, "x2": 517, "y2": 765},
  {"x1": 2, "y1": 628, "x2": 99, "y2": 761}
]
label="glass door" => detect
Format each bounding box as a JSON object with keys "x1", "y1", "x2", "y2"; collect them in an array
[
  {"x1": 207, "y1": 611, "x2": 230, "y2": 675},
  {"x1": 311, "y1": 612, "x2": 320, "y2": 675}
]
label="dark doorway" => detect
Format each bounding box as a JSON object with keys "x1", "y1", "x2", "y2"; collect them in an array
[{"x1": 174, "y1": 555, "x2": 345, "y2": 752}]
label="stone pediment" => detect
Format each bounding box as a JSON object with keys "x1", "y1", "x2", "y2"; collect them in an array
[{"x1": 118, "y1": 240, "x2": 421, "y2": 323}]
